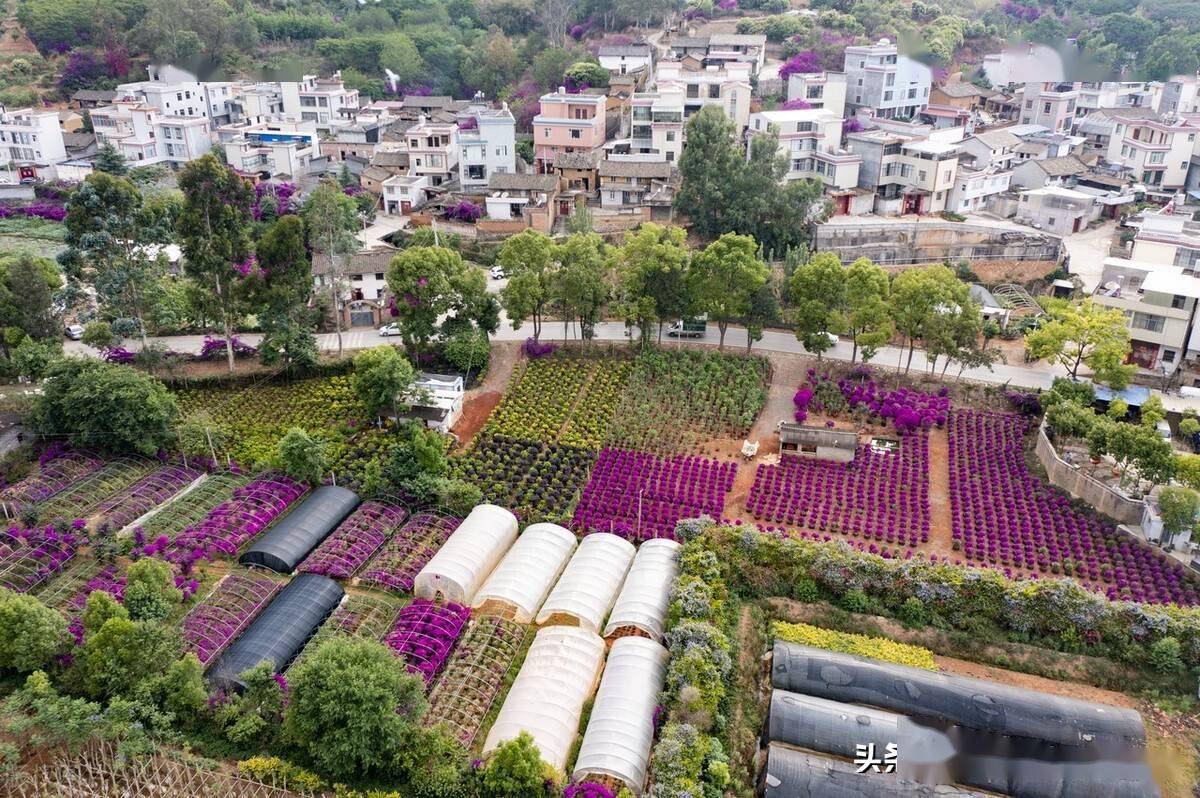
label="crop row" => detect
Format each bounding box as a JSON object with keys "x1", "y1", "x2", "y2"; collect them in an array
[{"x1": 451, "y1": 435, "x2": 595, "y2": 525}]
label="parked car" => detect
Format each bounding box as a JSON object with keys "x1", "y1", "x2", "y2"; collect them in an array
[
  {"x1": 378, "y1": 323, "x2": 400, "y2": 337},
  {"x1": 64, "y1": 323, "x2": 85, "y2": 340},
  {"x1": 490, "y1": 265, "x2": 506, "y2": 280}
]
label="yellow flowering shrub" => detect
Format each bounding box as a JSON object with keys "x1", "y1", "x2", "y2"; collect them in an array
[{"x1": 772, "y1": 621, "x2": 938, "y2": 671}]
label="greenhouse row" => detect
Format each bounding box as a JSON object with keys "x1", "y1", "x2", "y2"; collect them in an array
[{"x1": 240, "y1": 486, "x2": 361, "y2": 573}]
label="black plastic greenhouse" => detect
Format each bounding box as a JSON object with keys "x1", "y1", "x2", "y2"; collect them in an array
[
  {"x1": 208, "y1": 573, "x2": 345, "y2": 693},
  {"x1": 770, "y1": 641, "x2": 1147, "y2": 748},
  {"x1": 760, "y1": 745, "x2": 987, "y2": 798},
  {"x1": 239, "y1": 486, "x2": 360, "y2": 573}
]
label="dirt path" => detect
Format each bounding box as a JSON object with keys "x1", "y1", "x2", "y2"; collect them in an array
[
  {"x1": 924, "y1": 428, "x2": 955, "y2": 560},
  {"x1": 930, "y1": 654, "x2": 1135, "y2": 707},
  {"x1": 453, "y1": 343, "x2": 521, "y2": 452}
]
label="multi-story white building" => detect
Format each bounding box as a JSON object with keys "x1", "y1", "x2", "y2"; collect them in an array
[
  {"x1": 655, "y1": 60, "x2": 752, "y2": 132},
  {"x1": 405, "y1": 115, "x2": 459, "y2": 186},
  {"x1": 382, "y1": 174, "x2": 430, "y2": 215},
  {"x1": 786, "y1": 72, "x2": 848, "y2": 117},
  {"x1": 848, "y1": 129, "x2": 959, "y2": 214},
  {"x1": 946, "y1": 165, "x2": 1012, "y2": 214},
  {"x1": 1131, "y1": 205, "x2": 1200, "y2": 270},
  {"x1": 630, "y1": 88, "x2": 684, "y2": 163},
  {"x1": 456, "y1": 97, "x2": 516, "y2": 188},
  {"x1": 1105, "y1": 115, "x2": 1198, "y2": 192},
  {"x1": 114, "y1": 80, "x2": 207, "y2": 118},
  {"x1": 1092, "y1": 257, "x2": 1200, "y2": 373},
  {"x1": 843, "y1": 38, "x2": 931, "y2": 121},
  {"x1": 229, "y1": 84, "x2": 286, "y2": 125},
  {"x1": 90, "y1": 101, "x2": 212, "y2": 165},
  {"x1": 747, "y1": 108, "x2": 859, "y2": 191},
  {"x1": 1159, "y1": 75, "x2": 1200, "y2": 115},
  {"x1": 1074, "y1": 81, "x2": 1153, "y2": 121},
  {"x1": 1018, "y1": 82, "x2": 1078, "y2": 133},
  {"x1": 598, "y1": 44, "x2": 654, "y2": 76},
  {"x1": 0, "y1": 106, "x2": 67, "y2": 168},
  {"x1": 1014, "y1": 186, "x2": 1098, "y2": 236},
  {"x1": 957, "y1": 129, "x2": 1022, "y2": 171},
  {"x1": 281, "y1": 73, "x2": 360, "y2": 132},
  {"x1": 219, "y1": 119, "x2": 318, "y2": 178}
]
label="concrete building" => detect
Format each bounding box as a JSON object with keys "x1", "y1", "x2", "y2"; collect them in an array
[
  {"x1": 843, "y1": 38, "x2": 931, "y2": 121},
  {"x1": 1105, "y1": 114, "x2": 1198, "y2": 193},
  {"x1": 484, "y1": 172, "x2": 561, "y2": 233},
  {"x1": 456, "y1": 97, "x2": 516, "y2": 188},
  {"x1": 1015, "y1": 185, "x2": 1098, "y2": 236},
  {"x1": 786, "y1": 72, "x2": 848, "y2": 117},
  {"x1": 957, "y1": 129, "x2": 1022, "y2": 171},
  {"x1": 1075, "y1": 81, "x2": 1153, "y2": 121},
  {"x1": 813, "y1": 215, "x2": 1062, "y2": 266},
  {"x1": 532, "y1": 89, "x2": 607, "y2": 174},
  {"x1": 91, "y1": 101, "x2": 212, "y2": 166},
  {"x1": 405, "y1": 115, "x2": 459, "y2": 186},
  {"x1": 747, "y1": 108, "x2": 860, "y2": 192},
  {"x1": 1019, "y1": 82, "x2": 1078, "y2": 133},
  {"x1": 280, "y1": 74, "x2": 360, "y2": 133},
  {"x1": 1011, "y1": 155, "x2": 1088, "y2": 189},
  {"x1": 598, "y1": 158, "x2": 673, "y2": 209},
  {"x1": 0, "y1": 107, "x2": 67, "y2": 171},
  {"x1": 219, "y1": 120, "x2": 318, "y2": 178},
  {"x1": 229, "y1": 83, "x2": 286, "y2": 124},
  {"x1": 667, "y1": 34, "x2": 767, "y2": 75},
  {"x1": 1131, "y1": 207, "x2": 1200, "y2": 271},
  {"x1": 929, "y1": 81, "x2": 994, "y2": 110},
  {"x1": 1092, "y1": 257, "x2": 1200, "y2": 372},
  {"x1": 946, "y1": 165, "x2": 1012, "y2": 214},
  {"x1": 382, "y1": 174, "x2": 430, "y2": 215},
  {"x1": 114, "y1": 80, "x2": 206, "y2": 118},
  {"x1": 598, "y1": 44, "x2": 654, "y2": 76},
  {"x1": 630, "y1": 89, "x2": 684, "y2": 163},
  {"x1": 847, "y1": 129, "x2": 959, "y2": 214},
  {"x1": 1159, "y1": 75, "x2": 1200, "y2": 115},
  {"x1": 655, "y1": 60, "x2": 752, "y2": 132}
]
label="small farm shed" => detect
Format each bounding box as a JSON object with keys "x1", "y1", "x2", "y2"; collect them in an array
[
  {"x1": 483, "y1": 625, "x2": 606, "y2": 771},
  {"x1": 572, "y1": 636, "x2": 669, "y2": 795},
  {"x1": 208, "y1": 573, "x2": 344, "y2": 693},
  {"x1": 778, "y1": 423, "x2": 858, "y2": 463},
  {"x1": 536, "y1": 532, "x2": 635, "y2": 632},
  {"x1": 472, "y1": 522, "x2": 578, "y2": 623},
  {"x1": 240, "y1": 486, "x2": 361, "y2": 573},
  {"x1": 400, "y1": 372, "x2": 465, "y2": 433},
  {"x1": 603, "y1": 538, "x2": 680, "y2": 641},
  {"x1": 414, "y1": 503, "x2": 518, "y2": 604}
]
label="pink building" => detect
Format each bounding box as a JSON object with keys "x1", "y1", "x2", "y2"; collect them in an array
[{"x1": 532, "y1": 88, "x2": 607, "y2": 174}]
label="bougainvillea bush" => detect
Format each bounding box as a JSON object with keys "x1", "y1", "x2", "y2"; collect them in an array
[
  {"x1": 0, "y1": 524, "x2": 80, "y2": 593},
  {"x1": 359, "y1": 512, "x2": 460, "y2": 594},
  {"x1": 948, "y1": 409, "x2": 1200, "y2": 605},
  {"x1": 451, "y1": 435, "x2": 595, "y2": 524},
  {"x1": 180, "y1": 571, "x2": 281, "y2": 666},
  {"x1": 746, "y1": 432, "x2": 931, "y2": 554},
  {"x1": 299, "y1": 501, "x2": 409, "y2": 579},
  {"x1": 385, "y1": 598, "x2": 471, "y2": 685},
  {"x1": 93, "y1": 465, "x2": 202, "y2": 531},
  {"x1": 0, "y1": 448, "x2": 104, "y2": 512},
  {"x1": 572, "y1": 449, "x2": 736, "y2": 541},
  {"x1": 607, "y1": 349, "x2": 768, "y2": 454},
  {"x1": 34, "y1": 459, "x2": 160, "y2": 522},
  {"x1": 135, "y1": 471, "x2": 254, "y2": 541}
]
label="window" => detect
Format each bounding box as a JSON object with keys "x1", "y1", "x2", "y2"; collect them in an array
[
  {"x1": 1149, "y1": 151, "x2": 1164, "y2": 164},
  {"x1": 1132, "y1": 312, "x2": 1165, "y2": 333},
  {"x1": 857, "y1": 78, "x2": 863, "y2": 86},
  {"x1": 1163, "y1": 350, "x2": 1177, "y2": 363},
  {"x1": 1047, "y1": 217, "x2": 1056, "y2": 226},
  {"x1": 708, "y1": 85, "x2": 720, "y2": 99},
  {"x1": 886, "y1": 73, "x2": 895, "y2": 87},
  {"x1": 1043, "y1": 102, "x2": 1051, "y2": 113},
  {"x1": 570, "y1": 128, "x2": 581, "y2": 139},
  {"x1": 1025, "y1": 100, "x2": 1033, "y2": 109},
  {"x1": 855, "y1": 95, "x2": 862, "y2": 104},
  {"x1": 375, "y1": 273, "x2": 385, "y2": 281},
  {"x1": 666, "y1": 131, "x2": 675, "y2": 142},
  {"x1": 918, "y1": 170, "x2": 927, "y2": 182},
  {"x1": 907, "y1": 88, "x2": 916, "y2": 99},
  {"x1": 544, "y1": 128, "x2": 551, "y2": 138},
  {"x1": 1172, "y1": 294, "x2": 1188, "y2": 310},
  {"x1": 884, "y1": 91, "x2": 893, "y2": 101}
]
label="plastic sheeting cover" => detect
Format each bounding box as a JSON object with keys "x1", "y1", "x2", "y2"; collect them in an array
[
  {"x1": 771, "y1": 641, "x2": 1147, "y2": 747},
  {"x1": 472, "y1": 522, "x2": 577, "y2": 623},
  {"x1": 239, "y1": 486, "x2": 360, "y2": 573},
  {"x1": 536, "y1": 532, "x2": 635, "y2": 632},
  {"x1": 572, "y1": 636, "x2": 668, "y2": 794},
  {"x1": 483, "y1": 625, "x2": 606, "y2": 771},
  {"x1": 761, "y1": 744, "x2": 989, "y2": 798},
  {"x1": 414, "y1": 504, "x2": 518, "y2": 604},
  {"x1": 603, "y1": 538, "x2": 680, "y2": 641},
  {"x1": 208, "y1": 573, "x2": 344, "y2": 693}
]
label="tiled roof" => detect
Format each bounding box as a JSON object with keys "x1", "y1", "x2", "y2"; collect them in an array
[
  {"x1": 312, "y1": 246, "x2": 398, "y2": 276},
  {"x1": 488, "y1": 172, "x2": 560, "y2": 193},
  {"x1": 598, "y1": 159, "x2": 673, "y2": 179}
]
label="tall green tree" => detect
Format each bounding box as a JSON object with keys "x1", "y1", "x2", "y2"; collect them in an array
[
  {"x1": 745, "y1": 279, "x2": 780, "y2": 354},
  {"x1": 923, "y1": 294, "x2": 983, "y2": 376},
  {"x1": 0, "y1": 255, "x2": 60, "y2": 343},
  {"x1": 842, "y1": 257, "x2": 892, "y2": 364},
  {"x1": 789, "y1": 252, "x2": 846, "y2": 359},
  {"x1": 553, "y1": 232, "x2": 609, "y2": 342},
  {"x1": 386, "y1": 246, "x2": 472, "y2": 356},
  {"x1": 254, "y1": 215, "x2": 318, "y2": 373},
  {"x1": 889, "y1": 265, "x2": 968, "y2": 373},
  {"x1": 498, "y1": 229, "x2": 558, "y2": 341},
  {"x1": 61, "y1": 172, "x2": 172, "y2": 347},
  {"x1": 610, "y1": 223, "x2": 690, "y2": 345},
  {"x1": 1157, "y1": 486, "x2": 1200, "y2": 547},
  {"x1": 275, "y1": 427, "x2": 327, "y2": 485},
  {"x1": 483, "y1": 731, "x2": 549, "y2": 797},
  {"x1": 284, "y1": 637, "x2": 428, "y2": 780},
  {"x1": 674, "y1": 107, "x2": 743, "y2": 242},
  {"x1": 304, "y1": 180, "x2": 361, "y2": 358},
  {"x1": 93, "y1": 143, "x2": 128, "y2": 176},
  {"x1": 687, "y1": 233, "x2": 769, "y2": 350},
  {"x1": 352, "y1": 345, "x2": 416, "y2": 421},
  {"x1": 1026, "y1": 299, "x2": 1134, "y2": 387},
  {"x1": 0, "y1": 589, "x2": 69, "y2": 673},
  {"x1": 177, "y1": 154, "x2": 254, "y2": 372}
]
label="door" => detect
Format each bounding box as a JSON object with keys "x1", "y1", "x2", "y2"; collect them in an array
[
  {"x1": 559, "y1": 200, "x2": 571, "y2": 216},
  {"x1": 836, "y1": 195, "x2": 850, "y2": 215},
  {"x1": 1073, "y1": 216, "x2": 1083, "y2": 233},
  {"x1": 401, "y1": 200, "x2": 412, "y2": 214},
  {"x1": 350, "y1": 310, "x2": 376, "y2": 328}
]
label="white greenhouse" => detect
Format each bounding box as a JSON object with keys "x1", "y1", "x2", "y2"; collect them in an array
[
  {"x1": 483, "y1": 625, "x2": 606, "y2": 771},
  {"x1": 536, "y1": 532, "x2": 635, "y2": 632},
  {"x1": 413, "y1": 504, "x2": 518, "y2": 604},
  {"x1": 472, "y1": 522, "x2": 578, "y2": 623},
  {"x1": 603, "y1": 538, "x2": 681, "y2": 641},
  {"x1": 572, "y1": 636, "x2": 669, "y2": 795}
]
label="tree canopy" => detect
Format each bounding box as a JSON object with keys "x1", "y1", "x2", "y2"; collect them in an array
[{"x1": 1026, "y1": 299, "x2": 1135, "y2": 388}]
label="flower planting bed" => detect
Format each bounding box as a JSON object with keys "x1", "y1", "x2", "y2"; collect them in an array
[
  {"x1": 948, "y1": 408, "x2": 1200, "y2": 605},
  {"x1": 572, "y1": 448, "x2": 736, "y2": 541},
  {"x1": 836, "y1": 377, "x2": 950, "y2": 433},
  {"x1": 34, "y1": 459, "x2": 159, "y2": 522},
  {"x1": 135, "y1": 472, "x2": 255, "y2": 541},
  {"x1": 34, "y1": 559, "x2": 113, "y2": 610},
  {"x1": 451, "y1": 435, "x2": 596, "y2": 523},
  {"x1": 290, "y1": 591, "x2": 406, "y2": 668},
  {"x1": 0, "y1": 525, "x2": 81, "y2": 593},
  {"x1": 0, "y1": 448, "x2": 104, "y2": 513},
  {"x1": 180, "y1": 571, "x2": 283, "y2": 667},
  {"x1": 425, "y1": 616, "x2": 529, "y2": 747},
  {"x1": 92, "y1": 465, "x2": 203, "y2": 531},
  {"x1": 358, "y1": 512, "x2": 461, "y2": 594},
  {"x1": 483, "y1": 357, "x2": 594, "y2": 443},
  {"x1": 299, "y1": 501, "x2": 410, "y2": 579},
  {"x1": 161, "y1": 474, "x2": 306, "y2": 567},
  {"x1": 772, "y1": 621, "x2": 937, "y2": 670},
  {"x1": 560, "y1": 360, "x2": 632, "y2": 449},
  {"x1": 385, "y1": 598, "x2": 471, "y2": 685},
  {"x1": 746, "y1": 432, "x2": 931, "y2": 552},
  {"x1": 606, "y1": 349, "x2": 769, "y2": 454}
]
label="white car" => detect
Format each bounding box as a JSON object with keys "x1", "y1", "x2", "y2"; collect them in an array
[
  {"x1": 65, "y1": 323, "x2": 85, "y2": 340},
  {"x1": 490, "y1": 266, "x2": 506, "y2": 280},
  {"x1": 378, "y1": 323, "x2": 400, "y2": 337}
]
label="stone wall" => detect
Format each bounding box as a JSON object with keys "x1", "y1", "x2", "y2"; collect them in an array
[{"x1": 1034, "y1": 423, "x2": 1145, "y2": 527}]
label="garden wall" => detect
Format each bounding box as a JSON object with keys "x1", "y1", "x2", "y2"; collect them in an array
[{"x1": 1034, "y1": 423, "x2": 1144, "y2": 527}]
